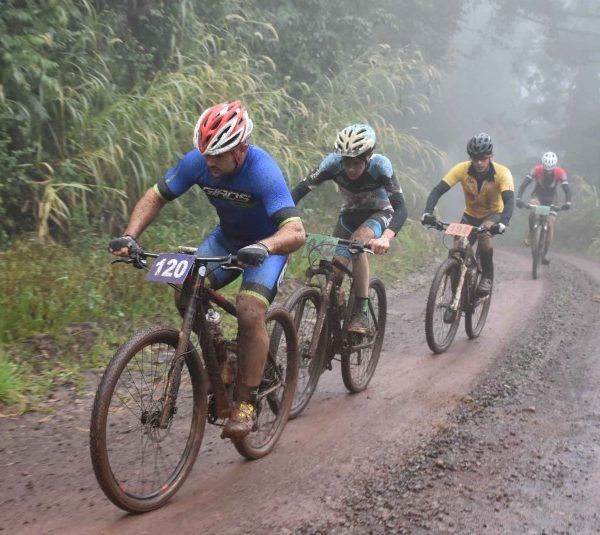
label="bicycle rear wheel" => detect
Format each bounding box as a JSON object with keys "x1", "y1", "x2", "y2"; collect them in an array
[
  {"x1": 234, "y1": 306, "x2": 298, "y2": 459},
  {"x1": 341, "y1": 278, "x2": 387, "y2": 393},
  {"x1": 425, "y1": 258, "x2": 462, "y2": 354},
  {"x1": 284, "y1": 286, "x2": 329, "y2": 419},
  {"x1": 465, "y1": 271, "x2": 493, "y2": 339},
  {"x1": 90, "y1": 326, "x2": 207, "y2": 513}
]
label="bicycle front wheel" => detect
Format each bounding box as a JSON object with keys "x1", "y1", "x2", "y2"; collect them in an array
[
  {"x1": 234, "y1": 306, "x2": 298, "y2": 459},
  {"x1": 90, "y1": 326, "x2": 207, "y2": 513},
  {"x1": 425, "y1": 258, "x2": 462, "y2": 354},
  {"x1": 341, "y1": 278, "x2": 387, "y2": 393},
  {"x1": 284, "y1": 286, "x2": 329, "y2": 419},
  {"x1": 532, "y1": 226, "x2": 541, "y2": 279},
  {"x1": 465, "y1": 271, "x2": 493, "y2": 339}
]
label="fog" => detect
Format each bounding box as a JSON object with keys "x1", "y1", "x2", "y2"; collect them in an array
[
  {"x1": 410, "y1": 0, "x2": 600, "y2": 237},
  {"x1": 425, "y1": 0, "x2": 600, "y2": 179}
]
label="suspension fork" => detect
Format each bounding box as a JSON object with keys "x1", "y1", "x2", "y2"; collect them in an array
[
  {"x1": 158, "y1": 264, "x2": 202, "y2": 427},
  {"x1": 450, "y1": 262, "x2": 468, "y2": 312}
]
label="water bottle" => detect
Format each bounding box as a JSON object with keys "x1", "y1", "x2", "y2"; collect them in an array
[
  {"x1": 205, "y1": 307, "x2": 222, "y2": 328},
  {"x1": 205, "y1": 308, "x2": 225, "y2": 358}
]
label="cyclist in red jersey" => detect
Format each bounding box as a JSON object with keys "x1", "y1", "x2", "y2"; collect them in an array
[{"x1": 516, "y1": 151, "x2": 572, "y2": 265}]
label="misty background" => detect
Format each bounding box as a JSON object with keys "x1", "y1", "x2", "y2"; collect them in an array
[{"x1": 0, "y1": 0, "x2": 599, "y2": 402}]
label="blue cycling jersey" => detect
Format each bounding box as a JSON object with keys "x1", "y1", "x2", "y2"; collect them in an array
[{"x1": 155, "y1": 145, "x2": 299, "y2": 248}]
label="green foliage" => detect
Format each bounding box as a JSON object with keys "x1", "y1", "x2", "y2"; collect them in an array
[
  {"x1": 554, "y1": 174, "x2": 600, "y2": 259},
  {"x1": 0, "y1": 348, "x2": 25, "y2": 408},
  {"x1": 489, "y1": 0, "x2": 600, "y2": 183},
  {"x1": 0, "y1": 0, "x2": 466, "y2": 404},
  {"x1": 0, "y1": 238, "x2": 174, "y2": 344},
  {"x1": 0, "y1": 0, "x2": 446, "y2": 241}
]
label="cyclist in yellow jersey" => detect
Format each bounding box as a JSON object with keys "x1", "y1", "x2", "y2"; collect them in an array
[{"x1": 421, "y1": 133, "x2": 515, "y2": 296}]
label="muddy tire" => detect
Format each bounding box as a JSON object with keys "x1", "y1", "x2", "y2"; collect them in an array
[
  {"x1": 425, "y1": 258, "x2": 462, "y2": 354},
  {"x1": 234, "y1": 307, "x2": 298, "y2": 459},
  {"x1": 283, "y1": 286, "x2": 329, "y2": 419},
  {"x1": 90, "y1": 325, "x2": 207, "y2": 513},
  {"x1": 532, "y1": 226, "x2": 542, "y2": 280},
  {"x1": 341, "y1": 278, "x2": 387, "y2": 393},
  {"x1": 465, "y1": 272, "x2": 493, "y2": 339}
]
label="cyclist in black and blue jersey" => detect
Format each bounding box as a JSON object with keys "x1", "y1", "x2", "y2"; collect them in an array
[
  {"x1": 291, "y1": 124, "x2": 407, "y2": 333},
  {"x1": 109, "y1": 101, "x2": 305, "y2": 439}
]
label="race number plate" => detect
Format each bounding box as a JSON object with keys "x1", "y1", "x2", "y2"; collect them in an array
[
  {"x1": 534, "y1": 205, "x2": 551, "y2": 216},
  {"x1": 445, "y1": 223, "x2": 473, "y2": 237},
  {"x1": 146, "y1": 254, "x2": 193, "y2": 284}
]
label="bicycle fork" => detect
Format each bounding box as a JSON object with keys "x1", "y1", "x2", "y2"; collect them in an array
[{"x1": 449, "y1": 263, "x2": 468, "y2": 311}]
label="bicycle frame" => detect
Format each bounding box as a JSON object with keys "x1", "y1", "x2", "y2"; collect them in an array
[
  {"x1": 302, "y1": 257, "x2": 353, "y2": 363},
  {"x1": 158, "y1": 254, "x2": 286, "y2": 425},
  {"x1": 301, "y1": 237, "x2": 375, "y2": 363},
  {"x1": 138, "y1": 254, "x2": 236, "y2": 426},
  {"x1": 432, "y1": 222, "x2": 488, "y2": 313}
]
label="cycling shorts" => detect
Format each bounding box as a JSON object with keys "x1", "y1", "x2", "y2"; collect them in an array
[
  {"x1": 196, "y1": 226, "x2": 287, "y2": 307},
  {"x1": 332, "y1": 210, "x2": 392, "y2": 259}
]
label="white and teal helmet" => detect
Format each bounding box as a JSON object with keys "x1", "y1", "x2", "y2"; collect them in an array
[
  {"x1": 335, "y1": 124, "x2": 376, "y2": 158},
  {"x1": 541, "y1": 151, "x2": 558, "y2": 170}
]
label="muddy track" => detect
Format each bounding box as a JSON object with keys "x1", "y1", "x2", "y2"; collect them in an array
[{"x1": 1, "y1": 248, "x2": 598, "y2": 534}]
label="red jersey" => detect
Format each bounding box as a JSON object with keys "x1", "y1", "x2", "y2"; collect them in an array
[{"x1": 527, "y1": 165, "x2": 568, "y2": 205}]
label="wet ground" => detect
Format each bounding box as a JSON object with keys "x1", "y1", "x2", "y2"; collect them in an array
[{"x1": 1, "y1": 248, "x2": 599, "y2": 534}]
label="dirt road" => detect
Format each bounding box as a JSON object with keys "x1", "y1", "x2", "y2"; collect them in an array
[{"x1": 1, "y1": 248, "x2": 598, "y2": 534}]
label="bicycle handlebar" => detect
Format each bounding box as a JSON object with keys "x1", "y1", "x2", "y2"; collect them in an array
[
  {"x1": 111, "y1": 248, "x2": 239, "y2": 270},
  {"x1": 336, "y1": 238, "x2": 375, "y2": 256},
  {"x1": 424, "y1": 220, "x2": 486, "y2": 234},
  {"x1": 304, "y1": 234, "x2": 374, "y2": 256},
  {"x1": 524, "y1": 203, "x2": 565, "y2": 212}
]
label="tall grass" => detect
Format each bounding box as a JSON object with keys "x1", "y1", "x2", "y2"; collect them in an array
[{"x1": 2, "y1": 1, "x2": 441, "y2": 241}]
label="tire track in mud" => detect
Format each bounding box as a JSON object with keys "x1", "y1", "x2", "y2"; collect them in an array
[
  {"x1": 0, "y1": 248, "x2": 558, "y2": 534},
  {"x1": 295, "y1": 255, "x2": 600, "y2": 534}
]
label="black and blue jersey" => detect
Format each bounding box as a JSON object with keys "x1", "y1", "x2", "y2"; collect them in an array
[
  {"x1": 291, "y1": 153, "x2": 407, "y2": 234},
  {"x1": 155, "y1": 145, "x2": 299, "y2": 248}
]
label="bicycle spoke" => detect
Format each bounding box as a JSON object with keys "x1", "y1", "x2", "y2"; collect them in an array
[{"x1": 103, "y1": 340, "x2": 197, "y2": 499}]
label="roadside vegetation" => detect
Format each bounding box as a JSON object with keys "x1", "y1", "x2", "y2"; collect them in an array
[{"x1": 3, "y1": 0, "x2": 597, "y2": 409}]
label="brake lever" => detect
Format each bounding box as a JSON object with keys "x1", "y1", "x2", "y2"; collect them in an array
[
  {"x1": 131, "y1": 254, "x2": 148, "y2": 270},
  {"x1": 111, "y1": 258, "x2": 133, "y2": 265},
  {"x1": 222, "y1": 264, "x2": 244, "y2": 272}
]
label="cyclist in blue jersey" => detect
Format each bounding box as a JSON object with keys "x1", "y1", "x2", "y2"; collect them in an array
[
  {"x1": 291, "y1": 124, "x2": 408, "y2": 333},
  {"x1": 109, "y1": 101, "x2": 305, "y2": 439}
]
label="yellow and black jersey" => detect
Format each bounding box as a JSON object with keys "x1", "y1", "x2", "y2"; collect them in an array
[{"x1": 442, "y1": 161, "x2": 514, "y2": 219}]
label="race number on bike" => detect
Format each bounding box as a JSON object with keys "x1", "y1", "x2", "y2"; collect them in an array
[{"x1": 146, "y1": 253, "x2": 193, "y2": 283}]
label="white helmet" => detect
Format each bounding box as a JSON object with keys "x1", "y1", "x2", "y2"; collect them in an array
[
  {"x1": 335, "y1": 124, "x2": 376, "y2": 158},
  {"x1": 541, "y1": 151, "x2": 558, "y2": 170}
]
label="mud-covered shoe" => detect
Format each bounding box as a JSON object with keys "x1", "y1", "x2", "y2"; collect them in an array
[
  {"x1": 541, "y1": 257, "x2": 550, "y2": 265},
  {"x1": 476, "y1": 277, "x2": 492, "y2": 297},
  {"x1": 221, "y1": 401, "x2": 256, "y2": 440},
  {"x1": 347, "y1": 310, "x2": 370, "y2": 334}
]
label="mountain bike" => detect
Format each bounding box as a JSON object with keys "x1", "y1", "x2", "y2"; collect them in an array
[
  {"x1": 423, "y1": 221, "x2": 493, "y2": 353},
  {"x1": 90, "y1": 247, "x2": 298, "y2": 513},
  {"x1": 283, "y1": 234, "x2": 387, "y2": 418},
  {"x1": 525, "y1": 203, "x2": 564, "y2": 279}
]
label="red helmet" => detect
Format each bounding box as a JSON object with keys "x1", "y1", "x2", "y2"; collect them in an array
[{"x1": 193, "y1": 101, "x2": 253, "y2": 155}]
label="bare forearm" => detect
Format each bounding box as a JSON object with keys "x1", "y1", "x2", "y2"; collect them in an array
[
  {"x1": 382, "y1": 228, "x2": 396, "y2": 240},
  {"x1": 261, "y1": 219, "x2": 306, "y2": 255},
  {"x1": 124, "y1": 188, "x2": 166, "y2": 239}
]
